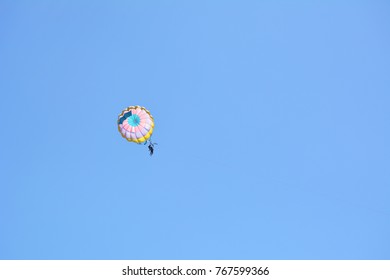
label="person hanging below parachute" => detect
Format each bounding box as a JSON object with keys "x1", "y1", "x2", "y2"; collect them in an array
[
  {"x1": 147, "y1": 141, "x2": 157, "y2": 156},
  {"x1": 117, "y1": 105, "x2": 157, "y2": 156}
]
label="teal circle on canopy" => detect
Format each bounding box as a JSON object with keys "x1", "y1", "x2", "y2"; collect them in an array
[{"x1": 127, "y1": 114, "x2": 141, "y2": 127}]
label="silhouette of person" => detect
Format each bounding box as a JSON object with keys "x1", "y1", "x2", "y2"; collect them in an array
[{"x1": 148, "y1": 144, "x2": 154, "y2": 156}]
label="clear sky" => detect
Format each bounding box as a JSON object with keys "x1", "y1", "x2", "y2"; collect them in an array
[{"x1": 1, "y1": 1, "x2": 389, "y2": 259}]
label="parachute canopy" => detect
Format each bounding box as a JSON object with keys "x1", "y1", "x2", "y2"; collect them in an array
[{"x1": 117, "y1": 106, "x2": 154, "y2": 144}]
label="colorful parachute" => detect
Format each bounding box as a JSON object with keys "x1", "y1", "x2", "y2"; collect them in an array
[{"x1": 117, "y1": 106, "x2": 155, "y2": 144}]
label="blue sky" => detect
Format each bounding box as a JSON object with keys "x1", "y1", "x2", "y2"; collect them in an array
[{"x1": 0, "y1": 1, "x2": 389, "y2": 259}]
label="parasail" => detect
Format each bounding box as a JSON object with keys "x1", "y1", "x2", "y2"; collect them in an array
[{"x1": 117, "y1": 105, "x2": 157, "y2": 155}]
